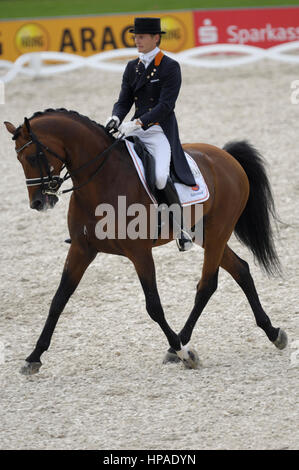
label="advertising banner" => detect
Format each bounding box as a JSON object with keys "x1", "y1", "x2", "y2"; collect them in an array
[
  {"x1": 1, "y1": 7, "x2": 299, "y2": 63},
  {"x1": 0, "y1": 11, "x2": 194, "y2": 62},
  {"x1": 193, "y1": 7, "x2": 299, "y2": 48}
]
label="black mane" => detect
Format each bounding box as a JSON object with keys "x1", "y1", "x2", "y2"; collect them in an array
[{"x1": 13, "y1": 108, "x2": 115, "y2": 141}]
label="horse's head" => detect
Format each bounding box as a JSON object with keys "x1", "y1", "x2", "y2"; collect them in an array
[{"x1": 4, "y1": 117, "x2": 66, "y2": 211}]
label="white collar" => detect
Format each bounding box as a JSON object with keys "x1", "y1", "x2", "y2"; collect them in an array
[{"x1": 139, "y1": 47, "x2": 160, "y2": 68}]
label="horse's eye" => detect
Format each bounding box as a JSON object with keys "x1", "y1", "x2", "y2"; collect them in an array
[{"x1": 26, "y1": 154, "x2": 37, "y2": 167}]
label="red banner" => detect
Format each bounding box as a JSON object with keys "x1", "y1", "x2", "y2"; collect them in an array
[{"x1": 193, "y1": 7, "x2": 299, "y2": 48}]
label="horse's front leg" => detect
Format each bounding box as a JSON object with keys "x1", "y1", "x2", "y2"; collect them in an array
[
  {"x1": 130, "y1": 250, "x2": 200, "y2": 368},
  {"x1": 20, "y1": 243, "x2": 97, "y2": 375}
]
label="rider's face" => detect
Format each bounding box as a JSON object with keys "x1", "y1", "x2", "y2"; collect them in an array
[{"x1": 134, "y1": 34, "x2": 159, "y2": 53}]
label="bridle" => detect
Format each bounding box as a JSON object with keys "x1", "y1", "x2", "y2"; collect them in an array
[{"x1": 16, "y1": 117, "x2": 122, "y2": 196}]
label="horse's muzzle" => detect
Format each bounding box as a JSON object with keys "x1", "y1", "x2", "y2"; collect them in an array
[{"x1": 30, "y1": 188, "x2": 58, "y2": 211}]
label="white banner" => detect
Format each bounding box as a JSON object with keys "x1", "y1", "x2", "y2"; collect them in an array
[{"x1": 1, "y1": 42, "x2": 299, "y2": 83}]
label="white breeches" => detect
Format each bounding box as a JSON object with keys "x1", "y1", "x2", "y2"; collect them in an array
[{"x1": 127, "y1": 124, "x2": 171, "y2": 190}]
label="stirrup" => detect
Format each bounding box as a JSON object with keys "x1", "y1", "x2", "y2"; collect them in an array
[{"x1": 176, "y1": 229, "x2": 193, "y2": 252}]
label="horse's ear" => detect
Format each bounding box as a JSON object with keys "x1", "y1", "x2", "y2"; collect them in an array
[
  {"x1": 4, "y1": 121, "x2": 16, "y2": 135},
  {"x1": 24, "y1": 117, "x2": 31, "y2": 134}
]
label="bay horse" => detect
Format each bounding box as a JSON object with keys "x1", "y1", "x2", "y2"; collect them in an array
[{"x1": 4, "y1": 108, "x2": 287, "y2": 375}]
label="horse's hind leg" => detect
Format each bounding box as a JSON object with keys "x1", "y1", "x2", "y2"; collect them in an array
[
  {"x1": 163, "y1": 238, "x2": 226, "y2": 366},
  {"x1": 220, "y1": 245, "x2": 287, "y2": 349},
  {"x1": 178, "y1": 242, "x2": 224, "y2": 347},
  {"x1": 130, "y1": 250, "x2": 200, "y2": 368},
  {"x1": 20, "y1": 243, "x2": 97, "y2": 375}
]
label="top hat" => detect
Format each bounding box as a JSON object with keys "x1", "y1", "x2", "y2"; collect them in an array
[{"x1": 129, "y1": 17, "x2": 166, "y2": 35}]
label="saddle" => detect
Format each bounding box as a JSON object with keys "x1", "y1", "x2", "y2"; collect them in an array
[
  {"x1": 126, "y1": 136, "x2": 156, "y2": 195},
  {"x1": 124, "y1": 136, "x2": 209, "y2": 249},
  {"x1": 126, "y1": 135, "x2": 181, "y2": 202}
]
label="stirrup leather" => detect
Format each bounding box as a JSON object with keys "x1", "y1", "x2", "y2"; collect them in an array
[{"x1": 162, "y1": 177, "x2": 193, "y2": 252}]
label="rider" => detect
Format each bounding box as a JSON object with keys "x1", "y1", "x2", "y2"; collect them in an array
[{"x1": 105, "y1": 17, "x2": 196, "y2": 251}]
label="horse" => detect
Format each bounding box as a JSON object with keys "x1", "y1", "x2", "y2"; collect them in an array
[{"x1": 4, "y1": 108, "x2": 288, "y2": 375}]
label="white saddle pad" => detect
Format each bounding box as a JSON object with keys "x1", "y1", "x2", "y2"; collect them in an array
[{"x1": 125, "y1": 139, "x2": 209, "y2": 206}]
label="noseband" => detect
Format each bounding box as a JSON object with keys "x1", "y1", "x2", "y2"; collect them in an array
[{"x1": 15, "y1": 117, "x2": 122, "y2": 195}]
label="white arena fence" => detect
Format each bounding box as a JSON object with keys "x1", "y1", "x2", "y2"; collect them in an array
[{"x1": 1, "y1": 42, "x2": 299, "y2": 83}]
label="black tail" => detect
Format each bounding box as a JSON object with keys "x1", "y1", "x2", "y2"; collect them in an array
[{"x1": 223, "y1": 140, "x2": 281, "y2": 276}]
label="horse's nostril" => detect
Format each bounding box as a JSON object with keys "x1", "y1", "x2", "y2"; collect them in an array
[{"x1": 30, "y1": 199, "x2": 43, "y2": 210}]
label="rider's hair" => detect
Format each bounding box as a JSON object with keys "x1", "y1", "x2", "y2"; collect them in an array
[{"x1": 151, "y1": 34, "x2": 162, "y2": 47}]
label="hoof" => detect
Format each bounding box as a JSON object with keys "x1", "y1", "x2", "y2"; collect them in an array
[
  {"x1": 181, "y1": 348, "x2": 201, "y2": 369},
  {"x1": 20, "y1": 361, "x2": 42, "y2": 376},
  {"x1": 176, "y1": 344, "x2": 201, "y2": 370},
  {"x1": 162, "y1": 350, "x2": 181, "y2": 364},
  {"x1": 273, "y1": 329, "x2": 288, "y2": 350}
]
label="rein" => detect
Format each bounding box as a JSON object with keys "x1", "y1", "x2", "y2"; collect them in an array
[{"x1": 16, "y1": 118, "x2": 122, "y2": 195}]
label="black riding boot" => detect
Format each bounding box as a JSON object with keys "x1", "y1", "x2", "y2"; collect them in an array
[{"x1": 162, "y1": 177, "x2": 193, "y2": 252}]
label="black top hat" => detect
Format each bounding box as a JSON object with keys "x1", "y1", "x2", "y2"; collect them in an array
[{"x1": 129, "y1": 17, "x2": 166, "y2": 35}]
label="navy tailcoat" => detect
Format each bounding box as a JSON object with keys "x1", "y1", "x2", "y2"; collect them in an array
[{"x1": 112, "y1": 52, "x2": 196, "y2": 186}]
